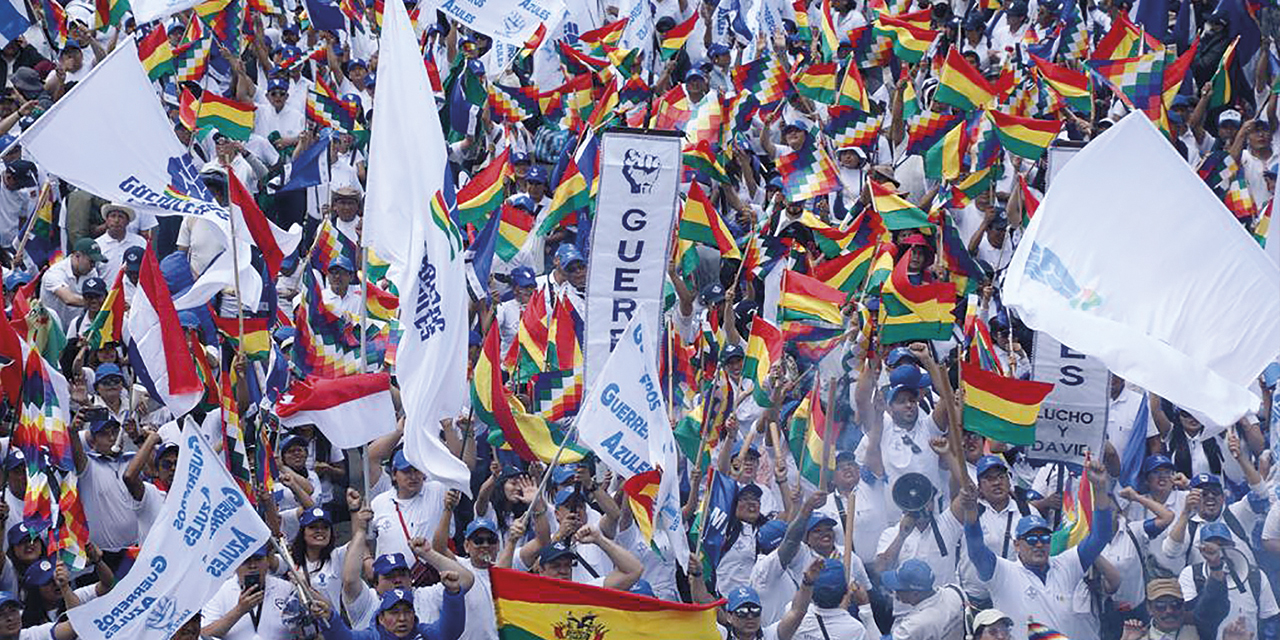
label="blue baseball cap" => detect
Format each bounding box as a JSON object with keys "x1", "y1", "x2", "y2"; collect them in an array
[
  {"x1": 469, "y1": 330, "x2": 483, "y2": 347},
  {"x1": 330, "y1": 254, "x2": 356, "y2": 273},
  {"x1": 721, "y1": 344, "x2": 745, "y2": 363},
  {"x1": 525, "y1": 166, "x2": 548, "y2": 184},
  {"x1": 708, "y1": 43, "x2": 730, "y2": 57},
  {"x1": 249, "y1": 544, "x2": 270, "y2": 558},
  {"x1": 508, "y1": 194, "x2": 536, "y2": 211},
  {"x1": 299, "y1": 507, "x2": 331, "y2": 528},
  {"x1": 885, "y1": 346, "x2": 922, "y2": 368},
  {"x1": 94, "y1": 363, "x2": 125, "y2": 385},
  {"x1": 7, "y1": 522, "x2": 41, "y2": 547},
  {"x1": 280, "y1": 434, "x2": 308, "y2": 453},
  {"x1": 976, "y1": 455, "x2": 1008, "y2": 479},
  {"x1": 82, "y1": 277, "x2": 107, "y2": 298},
  {"x1": 725, "y1": 586, "x2": 761, "y2": 611},
  {"x1": 684, "y1": 67, "x2": 706, "y2": 83},
  {"x1": 464, "y1": 518, "x2": 498, "y2": 539},
  {"x1": 88, "y1": 414, "x2": 119, "y2": 434},
  {"x1": 154, "y1": 441, "x2": 179, "y2": 463},
  {"x1": 555, "y1": 244, "x2": 585, "y2": 268},
  {"x1": 378, "y1": 588, "x2": 414, "y2": 613},
  {"x1": 23, "y1": 559, "x2": 54, "y2": 586},
  {"x1": 392, "y1": 450, "x2": 415, "y2": 472},
  {"x1": 553, "y1": 487, "x2": 586, "y2": 507},
  {"x1": 1142, "y1": 455, "x2": 1175, "y2": 475},
  {"x1": 373, "y1": 553, "x2": 410, "y2": 576},
  {"x1": 699, "y1": 283, "x2": 726, "y2": 306},
  {"x1": 887, "y1": 364, "x2": 931, "y2": 400},
  {"x1": 1200, "y1": 522, "x2": 1233, "y2": 543},
  {"x1": 510, "y1": 266, "x2": 537, "y2": 288},
  {"x1": 267, "y1": 77, "x2": 289, "y2": 92},
  {"x1": 812, "y1": 559, "x2": 847, "y2": 601},
  {"x1": 3, "y1": 270, "x2": 32, "y2": 291},
  {"x1": 0, "y1": 592, "x2": 18, "y2": 609},
  {"x1": 805, "y1": 513, "x2": 837, "y2": 533},
  {"x1": 512, "y1": 151, "x2": 530, "y2": 165},
  {"x1": 550, "y1": 463, "x2": 579, "y2": 485},
  {"x1": 1015, "y1": 515, "x2": 1052, "y2": 538},
  {"x1": 1190, "y1": 473, "x2": 1222, "y2": 489},
  {"x1": 538, "y1": 540, "x2": 579, "y2": 565},
  {"x1": 738, "y1": 483, "x2": 764, "y2": 500},
  {"x1": 3, "y1": 449, "x2": 24, "y2": 470},
  {"x1": 629, "y1": 579, "x2": 655, "y2": 598},
  {"x1": 124, "y1": 246, "x2": 144, "y2": 273},
  {"x1": 881, "y1": 559, "x2": 935, "y2": 591},
  {"x1": 756, "y1": 519, "x2": 788, "y2": 552}
]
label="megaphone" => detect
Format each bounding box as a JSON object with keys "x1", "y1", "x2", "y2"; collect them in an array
[{"x1": 892, "y1": 472, "x2": 937, "y2": 513}]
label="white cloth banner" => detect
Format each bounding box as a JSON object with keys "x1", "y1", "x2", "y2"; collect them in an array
[
  {"x1": 68, "y1": 421, "x2": 271, "y2": 640},
  {"x1": 422, "y1": 0, "x2": 564, "y2": 79},
  {"x1": 575, "y1": 315, "x2": 689, "y2": 565},
  {"x1": 17, "y1": 40, "x2": 230, "y2": 233},
  {"x1": 1004, "y1": 113, "x2": 1280, "y2": 427},
  {"x1": 584, "y1": 131, "x2": 682, "y2": 389},
  {"x1": 130, "y1": 0, "x2": 203, "y2": 24},
  {"x1": 372, "y1": 0, "x2": 472, "y2": 497},
  {"x1": 615, "y1": 0, "x2": 654, "y2": 56}
]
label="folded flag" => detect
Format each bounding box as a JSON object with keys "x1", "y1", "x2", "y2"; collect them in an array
[
  {"x1": 127, "y1": 247, "x2": 203, "y2": 418},
  {"x1": 870, "y1": 180, "x2": 931, "y2": 230},
  {"x1": 812, "y1": 244, "x2": 876, "y2": 295},
  {"x1": 962, "y1": 366, "x2": 1054, "y2": 446},
  {"x1": 213, "y1": 315, "x2": 272, "y2": 360},
  {"x1": 491, "y1": 567, "x2": 721, "y2": 640},
  {"x1": 878, "y1": 249, "x2": 957, "y2": 343},
  {"x1": 490, "y1": 84, "x2": 540, "y2": 123},
  {"x1": 276, "y1": 372, "x2": 398, "y2": 449},
  {"x1": 1049, "y1": 462, "x2": 1093, "y2": 555},
  {"x1": 279, "y1": 128, "x2": 333, "y2": 193},
  {"x1": 874, "y1": 14, "x2": 938, "y2": 63},
  {"x1": 780, "y1": 270, "x2": 846, "y2": 326},
  {"x1": 788, "y1": 376, "x2": 839, "y2": 485},
  {"x1": 1031, "y1": 54, "x2": 1092, "y2": 115},
  {"x1": 679, "y1": 182, "x2": 740, "y2": 259},
  {"x1": 836, "y1": 62, "x2": 872, "y2": 111},
  {"x1": 743, "y1": 316, "x2": 783, "y2": 406},
  {"x1": 732, "y1": 55, "x2": 791, "y2": 111},
  {"x1": 1087, "y1": 51, "x2": 1167, "y2": 131},
  {"x1": 495, "y1": 202, "x2": 535, "y2": 262},
  {"x1": 622, "y1": 468, "x2": 662, "y2": 542},
  {"x1": 1207, "y1": 35, "x2": 1239, "y2": 109},
  {"x1": 227, "y1": 168, "x2": 301, "y2": 278},
  {"x1": 174, "y1": 35, "x2": 212, "y2": 84},
  {"x1": 987, "y1": 110, "x2": 1062, "y2": 160},
  {"x1": 906, "y1": 110, "x2": 963, "y2": 156},
  {"x1": 948, "y1": 165, "x2": 997, "y2": 207},
  {"x1": 682, "y1": 140, "x2": 729, "y2": 184}
]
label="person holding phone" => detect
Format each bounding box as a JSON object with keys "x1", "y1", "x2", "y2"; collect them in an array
[
  {"x1": 70, "y1": 410, "x2": 138, "y2": 572},
  {"x1": 202, "y1": 546, "x2": 292, "y2": 640}
]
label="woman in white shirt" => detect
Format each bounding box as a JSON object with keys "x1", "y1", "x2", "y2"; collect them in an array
[{"x1": 287, "y1": 506, "x2": 348, "y2": 613}]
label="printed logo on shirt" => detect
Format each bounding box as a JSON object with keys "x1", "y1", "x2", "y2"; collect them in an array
[
  {"x1": 553, "y1": 611, "x2": 608, "y2": 640},
  {"x1": 1024, "y1": 242, "x2": 1103, "y2": 311}
]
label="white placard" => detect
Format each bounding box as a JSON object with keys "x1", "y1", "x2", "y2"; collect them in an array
[
  {"x1": 583, "y1": 130, "x2": 683, "y2": 389},
  {"x1": 1029, "y1": 331, "x2": 1110, "y2": 466}
]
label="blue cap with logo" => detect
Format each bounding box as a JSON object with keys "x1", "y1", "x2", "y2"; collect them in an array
[
  {"x1": 538, "y1": 540, "x2": 579, "y2": 565},
  {"x1": 23, "y1": 560, "x2": 54, "y2": 586},
  {"x1": 629, "y1": 579, "x2": 655, "y2": 598},
  {"x1": 267, "y1": 77, "x2": 289, "y2": 92},
  {"x1": 7, "y1": 522, "x2": 41, "y2": 547},
  {"x1": 725, "y1": 586, "x2": 761, "y2": 611},
  {"x1": 464, "y1": 518, "x2": 498, "y2": 539},
  {"x1": 555, "y1": 243, "x2": 585, "y2": 268},
  {"x1": 3, "y1": 449, "x2": 24, "y2": 470},
  {"x1": 124, "y1": 246, "x2": 144, "y2": 273},
  {"x1": 976, "y1": 455, "x2": 1008, "y2": 478},
  {"x1": 881, "y1": 559, "x2": 936, "y2": 591},
  {"x1": 805, "y1": 513, "x2": 837, "y2": 533},
  {"x1": 1015, "y1": 515, "x2": 1052, "y2": 538},
  {"x1": 550, "y1": 462, "x2": 579, "y2": 485},
  {"x1": 281, "y1": 433, "x2": 308, "y2": 453},
  {"x1": 525, "y1": 166, "x2": 548, "y2": 185},
  {"x1": 508, "y1": 194, "x2": 536, "y2": 212},
  {"x1": 510, "y1": 266, "x2": 537, "y2": 288},
  {"x1": 756, "y1": 519, "x2": 788, "y2": 552},
  {"x1": 1190, "y1": 473, "x2": 1222, "y2": 489},
  {"x1": 95, "y1": 363, "x2": 125, "y2": 385},
  {"x1": 1200, "y1": 522, "x2": 1233, "y2": 544},
  {"x1": 378, "y1": 588, "x2": 414, "y2": 613},
  {"x1": 299, "y1": 507, "x2": 331, "y2": 528},
  {"x1": 553, "y1": 487, "x2": 586, "y2": 507},
  {"x1": 330, "y1": 254, "x2": 356, "y2": 273},
  {"x1": 0, "y1": 592, "x2": 18, "y2": 609},
  {"x1": 1142, "y1": 454, "x2": 1175, "y2": 475},
  {"x1": 373, "y1": 553, "x2": 410, "y2": 576}
]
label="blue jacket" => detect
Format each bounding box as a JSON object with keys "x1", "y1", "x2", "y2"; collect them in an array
[{"x1": 322, "y1": 590, "x2": 466, "y2": 640}]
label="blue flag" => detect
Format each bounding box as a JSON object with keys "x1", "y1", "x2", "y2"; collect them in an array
[
  {"x1": 1119, "y1": 394, "x2": 1151, "y2": 488},
  {"x1": 279, "y1": 129, "x2": 333, "y2": 192},
  {"x1": 1135, "y1": 0, "x2": 1170, "y2": 42},
  {"x1": 466, "y1": 206, "x2": 500, "y2": 297},
  {"x1": 701, "y1": 470, "x2": 739, "y2": 573},
  {"x1": 0, "y1": 0, "x2": 28, "y2": 44},
  {"x1": 304, "y1": 0, "x2": 346, "y2": 32}
]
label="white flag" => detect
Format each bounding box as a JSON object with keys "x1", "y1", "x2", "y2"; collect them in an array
[
  {"x1": 1004, "y1": 113, "x2": 1280, "y2": 427},
  {"x1": 371, "y1": 0, "x2": 472, "y2": 496},
  {"x1": 67, "y1": 421, "x2": 271, "y2": 640},
  {"x1": 575, "y1": 315, "x2": 689, "y2": 563}
]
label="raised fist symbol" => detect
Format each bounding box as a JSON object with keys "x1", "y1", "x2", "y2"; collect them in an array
[{"x1": 622, "y1": 149, "x2": 661, "y2": 194}]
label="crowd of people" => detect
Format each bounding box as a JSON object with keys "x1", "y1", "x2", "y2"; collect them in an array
[{"x1": 0, "y1": 0, "x2": 1275, "y2": 638}]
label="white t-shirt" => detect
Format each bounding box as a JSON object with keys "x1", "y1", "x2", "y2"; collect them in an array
[
  {"x1": 876, "y1": 509, "x2": 964, "y2": 613},
  {"x1": 370, "y1": 482, "x2": 449, "y2": 561},
  {"x1": 1179, "y1": 561, "x2": 1279, "y2": 640},
  {"x1": 201, "y1": 575, "x2": 294, "y2": 640},
  {"x1": 78, "y1": 448, "x2": 144, "y2": 551},
  {"x1": 793, "y1": 605, "x2": 867, "y2": 640},
  {"x1": 890, "y1": 586, "x2": 966, "y2": 640},
  {"x1": 39, "y1": 257, "x2": 95, "y2": 330},
  {"x1": 984, "y1": 549, "x2": 1095, "y2": 640},
  {"x1": 94, "y1": 232, "x2": 146, "y2": 287},
  {"x1": 415, "y1": 557, "x2": 496, "y2": 640}
]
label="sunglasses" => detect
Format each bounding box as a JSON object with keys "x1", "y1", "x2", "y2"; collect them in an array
[
  {"x1": 469, "y1": 535, "x2": 498, "y2": 545},
  {"x1": 1021, "y1": 533, "x2": 1052, "y2": 546},
  {"x1": 1150, "y1": 599, "x2": 1183, "y2": 612},
  {"x1": 732, "y1": 606, "x2": 762, "y2": 619}
]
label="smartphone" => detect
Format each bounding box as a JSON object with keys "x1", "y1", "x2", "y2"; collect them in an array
[
  {"x1": 243, "y1": 572, "x2": 261, "y2": 590},
  {"x1": 82, "y1": 407, "x2": 109, "y2": 423}
]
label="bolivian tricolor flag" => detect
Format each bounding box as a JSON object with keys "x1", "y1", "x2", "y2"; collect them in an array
[
  {"x1": 82, "y1": 270, "x2": 127, "y2": 350},
  {"x1": 659, "y1": 13, "x2": 698, "y2": 60},
  {"x1": 878, "y1": 250, "x2": 956, "y2": 344},
  {"x1": 818, "y1": 0, "x2": 842, "y2": 57},
  {"x1": 812, "y1": 243, "x2": 876, "y2": 294},
  {"x1": 196, "y1": 93, "x2": 256, "y2": 141},
  {"x1": 1031, "y1": 55, "x2": 1092, "y2": 115},
  {"x1": 780, "y1": 270, "x2": 846, "y2": 326},
  {"x1": 1208, "y1": 36, "x2": 1239, "y2": 109},
  {"x1": 743, "y1": 316, "x2": 783, "y2": 406},
  {"x1": 961, "y1": 366, "x2": 1054, "y2": 446},
  {"x1": 986, "y1": 110, "x2": 1062, "y2": 160},
  {"x1": 473, "y1": 324, "x2": 585, "y2": 464},
  {"x1": 137, "y1": 24, "x2": 175, "y2": 80},
  {"x1": 682, "y1": 140, "x2": 729, "y2": 184},
  {"x1": 212, "y1": 315, "x2": 273, "y2": 360},
  {"x1": 794, "y1": 61, "x2": 838, "y2": 103},
  {"x1": 936, "y1": 48, "x2": 995, "y2": 111},
  {"x1": 874, "y1": 14, "x2": 938, "y2": 64},
  {"x1": 492, "y1": 567, "x2": 721, "y2": 640},
  {"x1": 495, "y1": 202, "x2": 535, "y2": 262},
  {"x1": 787, "y1": 379, "x2": 838, "y2": 486},
  {"x1": 622, "y1": 469, "x2": 662, "y2": 542},
  {"x1": 456, "y1": 148, "x2": 511, "y2": 226},
  {"x1": 679, "y1": 182, "x2": 740, "y2": 259},
  {"x1": 869, "y1": 180, "x2": 931, "y2": 231}
]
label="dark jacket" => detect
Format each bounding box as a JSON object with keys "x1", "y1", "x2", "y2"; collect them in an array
[{"x1": 322, "y1": 589, "x2": 466, "y2": 640}]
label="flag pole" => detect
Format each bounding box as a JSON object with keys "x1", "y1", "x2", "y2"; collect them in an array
[
  {"x1": 358, "y1": 237, "x2": 372, "y2": 503},
  {"x1": 10, "y1": 182, "x2": 47, "y2": 267},
  {"x1": 223, "y1": 161, "x2": 246, "y2": 359},
  {"x1": 817, "y1": 375, "x2": 838, "y2": 491},
  {"x1": 519, "y1": 423, "x2": 578, "y2": 531}
]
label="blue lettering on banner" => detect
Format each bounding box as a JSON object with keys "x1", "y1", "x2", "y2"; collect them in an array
[
  {"x1": 598, "y1": 431, "x2": 654, "y2": 474},
  {"x1": 184, "y1": 487, "x2": 212, "y2": 546},
  {"x1": 413, "y1": 247, "x2": 445, "y2": 341},
  {"x1": 173, "y1": 436, "x2": 205, "y2": 531},
  {"x1": 208, "y1": 487, "x2": 245, "y2": 537},
  {"x1": 207, "y1": 526, "x2": 261, "y2": 578},
  {"x1": 600, "y1": 383, "x2": 649, "y2": 438},
  {"x1": 517, "y1": 0, "x2": 550, "y2": 20},
  {"x1": 439, "y1": 0, "x2": 477, "y2": 23},
  {"x1": 117, "y1": 177, "x2": 230, "y2": 221},
  {"x1": 93, "y1": 556, "x2": 168, "y2": 637}
]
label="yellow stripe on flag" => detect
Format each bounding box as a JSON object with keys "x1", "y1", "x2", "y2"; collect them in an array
[{"x1": 962, "y1": 382, "x2": 1041, "y2": 425}]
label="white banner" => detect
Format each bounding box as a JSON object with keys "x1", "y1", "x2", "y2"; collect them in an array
[
  {"x1": 575, "y1": 316, "x2": 689, "y2": 565},
  {"x1": 16, "y1": 40, "x2": 229, "y2": 233},
  {"x1": 130, "y1": 0, "x2": 202, "y2": 24},
  {"x1": 584, "y1": 130, "x2": 682, "y2": 389},
  {"x1": 68, "y1": 422, "x2": 271, "y2": 640},
  {"x1": 1029, "y1": 332, "x2": 1109, "y2": 466},
  {"x1": 423, "y1": 0, "x2": 565, "y2": 79},
  {"x1": 1004, "y1": 113, "x2": 1280, "y2": 427},
  {"x1": 615, "y1": 0, "x2": 654, "y2": 56}
]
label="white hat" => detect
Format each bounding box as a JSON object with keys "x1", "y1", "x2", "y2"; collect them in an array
[
  {"x1": 100, "y1": 202, "x2": 135, "y2": 223},
  {"x1": 972, "y1": 609, "x2": 1012, "y2": 630},
  {"x1": 1220, "y1": 109, "x2": 1243, "y2": 124}
]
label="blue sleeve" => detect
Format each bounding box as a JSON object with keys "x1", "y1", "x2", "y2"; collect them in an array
[
  {"x1": 1142, "y1": 517, "x2": 1168, "y2": 539},
  {"x1": 1075, "y1": 508, "x2": 1113, "y2": 571},
  {"x1": 965, "y1": 521, "x2": 996, "y2": 581},
  {"x1": 423, "y1": 589, "x2": 466, "y2": 640},
  {"x1": 321, "y1": 608, "x2": 370, "y2": 640}
]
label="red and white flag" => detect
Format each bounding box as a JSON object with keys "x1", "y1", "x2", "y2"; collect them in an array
[
  {"x1": 275, "y1": 372, "x2": 397, "y2": 450},
  {"x1": 127, "y1": 247, "x2": 203, "y2": 418},
  {"x1": 227, "y1": 169, "x2": 302, "y2": 279}
]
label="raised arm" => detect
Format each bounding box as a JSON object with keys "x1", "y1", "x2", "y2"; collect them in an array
[
  {"x1": 777, "y1": 560, "x2": 823, "y2": 640},
  {"x1": 123, "y1": 429, "x2": 161, "y2": 501},
  {"x1": 410, "y1": 537, "x2": 475, "y2": 594},
  {"x1": 1075, "y1": 458, "x2": 1114, "y2": 571},
  {"x1": 341, "y1": 490, "x2": 372, "y2": 603},
  {"x1": 779, "y1": 490, "x2": 826, "y2": 566},
  {"x1": 433, "y1": 490, "x2": 460, "y2": 559},
  {"x1": 577, "y1": 525, "x2": 643, "y2": 591}
]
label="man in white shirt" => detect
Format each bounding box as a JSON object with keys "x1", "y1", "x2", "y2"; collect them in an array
[
  {"x1": 533, "y1": 526, "x2": 643, "y2": 591},
  {"x1": 1106, "y1": 375, "x2": 1155, "y2": 462},
  {"x1": 0, "y1": 589, "x2": 77, "y2": 640},
  {"x1": 72, "y1": 414, "x2": 142, "y2": 564},
  {"x1": 882, "y1": 559, "x2": 966, "y2": 640},
  {"x1": 201, "y1": 545, "x2": 292, "y2": 640},
  {"x1": 94, "y1": 203, "x2": 146, "y2": 286},
  {"x1": 1178, "y1": 522, "x2": 1279, "y2": 640},
  {"x1": 322, "y1": 255, "x2": 362, "y2": 319},
  {"x1": 39, "y1": 237, "x2": 104, "y2": 329},
  {"x1": 255, "y1": 77, "x2": 305, "y2": 153},
  {"x1": 792, "y1": 560, "x2": 868, "y2": 640}
]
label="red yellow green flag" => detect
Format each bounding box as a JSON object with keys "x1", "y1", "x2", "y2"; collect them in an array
[
  {"x1": 936, "y1": 48, "x2": 995, "y2": 111},
  {"x1": 961, "y1": 365, "x2": 1055, "y2": 446},
  {"x1": 780, "y1": 270, "x2": 846, "y2": 326},
  {"x1": 987, "y1": 110, "x2": 1062, "y2": 160},
  {"x1": 743, "y1": 316, "x2": 783, "y2": 406},
  {"x1": 456, "y1": 148, "x2": 511, "y2": 226},
  {"x1": 622, "y1": 469, "x2": 662, "y2": 542},
  {"x1": 678, "y1": 182, "x2": 740, "y2": 259}
]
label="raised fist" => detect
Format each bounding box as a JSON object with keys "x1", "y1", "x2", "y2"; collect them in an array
[{"x1": 621, "y1": 149, "x2": 661, "y2": 194}]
